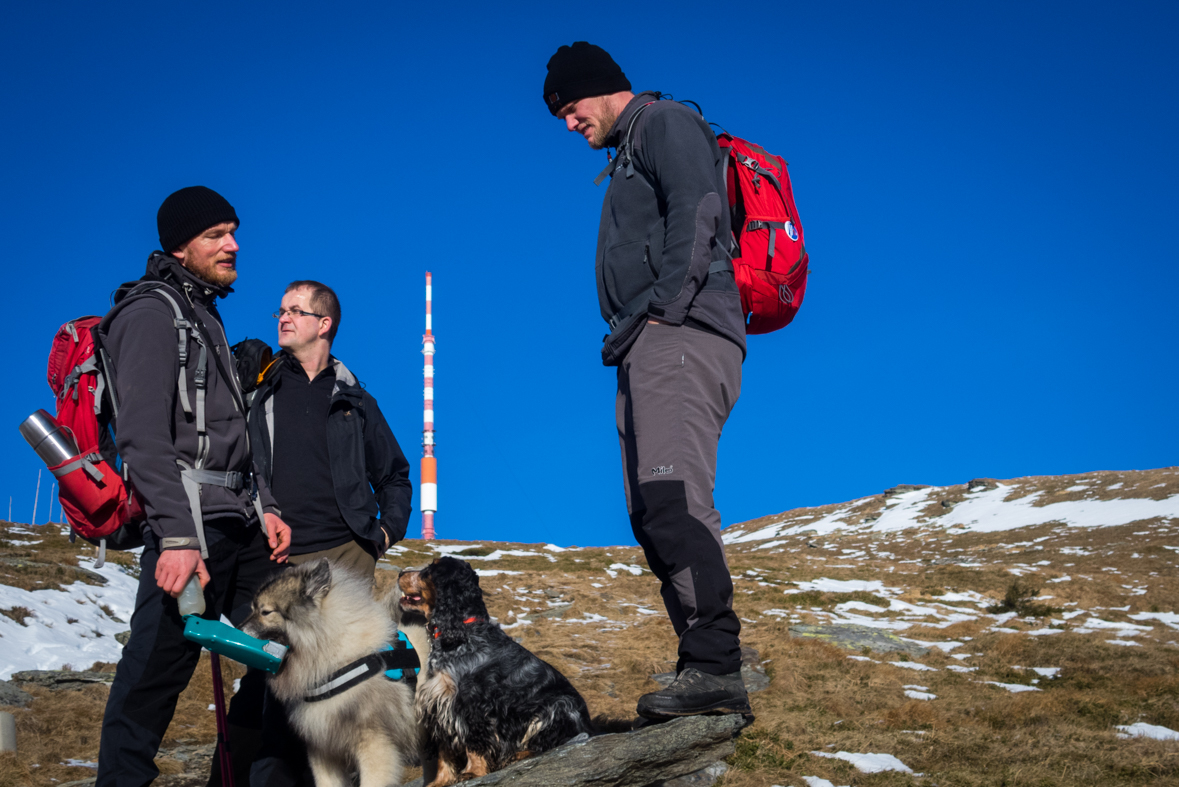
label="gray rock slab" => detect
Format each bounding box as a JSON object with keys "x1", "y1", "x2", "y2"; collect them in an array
[
  {"x1": 0, "y1": 679, "x2": 33, "y2": 707},
  {"x1": 525, "y1": 603, "x2": 572, "y2": 621},
  {"x1": 115, "y1": 630, "x2": 131, "y2": 645},
  {"x1": 403, "y1": 714, "x2": 746, "y2": 787},
  {"x1": 788, "y1": 624, "x2": 930, "y2": 657},
  {"x1": 654, "y1": 760, "x2": 729, "y2": 786},
  {"x1": 10, "y1": 670, "x2": 114, "y2": 689}
]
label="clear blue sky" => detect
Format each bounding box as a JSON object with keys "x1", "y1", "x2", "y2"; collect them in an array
[{"x1": 2, "y1": 1, "x2": 1176, "y2": 547}]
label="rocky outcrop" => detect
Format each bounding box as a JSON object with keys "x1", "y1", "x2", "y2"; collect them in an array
[
  {"x1": 882, "y1": 484, "x2": 931, "y2": 499},
  {"x1": 654, "y1": 760, "x2": 729, "y2": 786},
  {"x1": 0, "y1": 679, "x2": 33, "y2": 707},
  {"x1": 404, "y1": 714, "x2": 747, "y2": 787},
  {"x1": 9, "y1": 670, "x2": 114, "y2": 689},
  {"x1": 789, "y1": 624, "x2": 930, "y2": 657}
]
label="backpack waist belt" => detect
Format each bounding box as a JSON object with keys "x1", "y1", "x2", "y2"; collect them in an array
[{"x1": 176, "y1": 462, "x2": 265, "y2": 560}]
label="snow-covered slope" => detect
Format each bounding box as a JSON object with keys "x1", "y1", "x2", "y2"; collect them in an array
[
  {"x1": 723, "y1": 467, "x2": 1179, "y2": 545},
  {"x1": 0, "y1": 543, "x2": 139, "y2": 680}
]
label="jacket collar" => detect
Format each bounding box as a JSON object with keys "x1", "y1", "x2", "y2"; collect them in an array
[
  {"x1": 263, "y1": 351, "x2": 362, "y2": 402},
  {"x1": 141, "y1": 251, "x2": 234, "y2": 306},
  {"x1": 603, "y1": 91, "x2": 660, "y2": 150},
  {"x1": 330, "y1": 357, "x2": 359, "y2": 391}
]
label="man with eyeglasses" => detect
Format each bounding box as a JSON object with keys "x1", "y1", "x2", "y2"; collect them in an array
[
  {"x1": 249, "y1": 280, "x2": 412, "y2": 576},
  {"x1": 235, "y1": 281, "x2": 412, "y2": 787}
]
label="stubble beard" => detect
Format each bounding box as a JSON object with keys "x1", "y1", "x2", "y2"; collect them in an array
[
  {"x1": 587, "y1": 100, "x2": 618, "y2": 151},
  {"x1": 183, "y1": 250, "x2": 238, "y2": 288}
]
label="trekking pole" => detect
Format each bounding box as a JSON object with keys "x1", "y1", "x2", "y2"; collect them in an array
[{"x1": 209, "y1": 652, "x2": 235, "y2": 787}]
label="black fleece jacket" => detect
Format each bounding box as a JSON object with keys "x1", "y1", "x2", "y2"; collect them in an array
[
  {"x1": 595, "y1": 92, "x2": 747, "y2": 365},
  {"x1": 100, "y1": 253, "x2": 279, "y2": 544},
  {"x1": 248, "y1": 353, "x2": 413, "y2": 547}
]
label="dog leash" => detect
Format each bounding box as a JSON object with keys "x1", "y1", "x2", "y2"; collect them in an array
[{"x1": 303, "y1": 631, "x2": 420, "y2": 703}]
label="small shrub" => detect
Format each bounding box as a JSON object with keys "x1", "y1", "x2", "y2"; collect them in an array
[{"x1": 986, "y1": 579, "x2": 1059, "y2": 617}]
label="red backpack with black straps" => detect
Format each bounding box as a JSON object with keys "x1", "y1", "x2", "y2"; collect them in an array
[
  {"x1": 46, "y1": 315, "x2": 144, "y2": 562},
  {"x1": 717, "y1": 133, "x2": 809, "y2": 334},
  {"x1": 43, "y1": 280, "x2": 243, "y2": 565},
  {"x1": 606, "y1": 96, "x2": 809, "y2": 335}
]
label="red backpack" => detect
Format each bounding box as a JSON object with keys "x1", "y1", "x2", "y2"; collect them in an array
[
  {"x1": 604, "y1": 97, "x2": 809, "y2": 335},
  {"x1": 44, "y1": 280, "x2": 226, "y2": 565},
  {"x1": 717, "y1": 133, "x2": 809, "y2": 334},
  {"x1": 47, "y1": 315, "x2": 144, "y2": 562}
]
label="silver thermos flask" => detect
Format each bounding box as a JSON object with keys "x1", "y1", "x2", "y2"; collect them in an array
[{"x1": 19, "y1": 410, "x2": 80, "y2": 467}]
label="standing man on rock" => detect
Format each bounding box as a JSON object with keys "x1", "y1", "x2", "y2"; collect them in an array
[
  {"x1": 97, "y1": 186, "x2": 292, "y2": 787},
  {"x1": 544, "y1": 42, "x2": 750, "y2": 719}
]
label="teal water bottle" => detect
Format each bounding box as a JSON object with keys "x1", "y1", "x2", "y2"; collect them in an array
[{"x1": 179, "y1": 577, "x2": 288, "y2": 673}]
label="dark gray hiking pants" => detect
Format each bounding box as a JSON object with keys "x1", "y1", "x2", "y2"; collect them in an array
[{"x1": 616, "y1": 323, "x2": 743, "y2": 676}]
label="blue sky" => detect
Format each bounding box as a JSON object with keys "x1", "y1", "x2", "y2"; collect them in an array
[{"x1": 2, "y1": 2, "x2": 1176, "y2": 547}]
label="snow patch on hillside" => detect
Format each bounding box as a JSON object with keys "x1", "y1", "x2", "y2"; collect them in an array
[
  {"x1": 0, "y1": 556, "x2": 139, "y2": 680},
  {"x1": 725, "y1": 484, "x2": 1179, "y2": 544}
]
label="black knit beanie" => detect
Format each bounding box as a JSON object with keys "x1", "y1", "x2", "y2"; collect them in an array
[
  {"x1": 157, "y1": 186, "x2": 239, "y2": 252},
  {"x1": 544, "y1": 42, "x2": 631, "y2": 116}
]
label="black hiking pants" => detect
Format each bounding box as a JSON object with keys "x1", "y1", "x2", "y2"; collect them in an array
[
  {"x1": 616, "y1": 323, "x2": 743, "y2": 676},
  {"x1": 97, "y1": 519, "x2": 279, "y2": 787}
]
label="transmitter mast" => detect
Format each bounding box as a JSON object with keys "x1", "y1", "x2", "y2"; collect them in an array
[{"x1": 421, "y1": 272, "x2": 437, "y2": 539}]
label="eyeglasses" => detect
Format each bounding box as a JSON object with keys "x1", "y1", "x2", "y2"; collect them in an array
[{"x1": 273, "y1": 307, "x2": 326, "y2": 320}]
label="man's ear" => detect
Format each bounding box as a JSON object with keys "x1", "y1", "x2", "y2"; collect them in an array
[{"x1": 318, "y1": 317, "x2": 333, "y2": 341}]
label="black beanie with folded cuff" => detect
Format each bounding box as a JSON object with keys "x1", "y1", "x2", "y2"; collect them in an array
[
  {"x1": 157, "y1": 186, "x2": 239, "y2": 252},
  {"x1": 544, "y1": 42, "x2": 631, "y2": 116}
]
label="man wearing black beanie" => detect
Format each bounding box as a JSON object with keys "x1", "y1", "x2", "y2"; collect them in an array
[
  {"x1": 545, "y1": 44, "x2": 751, "y2": 720},
  {"x1": 96, "y1": 187, "x2": 292, "y2": 787}
]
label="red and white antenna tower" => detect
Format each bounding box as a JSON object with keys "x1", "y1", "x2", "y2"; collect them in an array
[{"x1": 421, "y1": 272, "x2": 437, "y2": 540}]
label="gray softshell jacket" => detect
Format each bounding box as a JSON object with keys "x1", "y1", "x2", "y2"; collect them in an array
[
  {"x1": 595, "y1": 91, "x2": 747, "y2": 365},
  {"x1": 100, "y1": 253, "x2": 279, "y2": 544}
]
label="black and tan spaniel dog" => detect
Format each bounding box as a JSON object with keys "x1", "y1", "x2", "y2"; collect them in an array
[{"x1": 408, "y1": 556, "x2": 593, "y2": 785}]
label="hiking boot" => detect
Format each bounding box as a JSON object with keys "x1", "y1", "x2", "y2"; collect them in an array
[{"x1": 636, "y1": 667, "x2": 752, "y2": 719}]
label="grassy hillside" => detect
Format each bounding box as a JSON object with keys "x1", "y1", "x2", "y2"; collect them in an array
[{"x1": 2, "y1": 467, "x2": 1178, "y2": 786}]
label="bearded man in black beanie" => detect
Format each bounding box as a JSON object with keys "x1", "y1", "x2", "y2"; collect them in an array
[
  {"x1": 96, "y1": 186, "x2": 293, "y2": 787},
  {"x1": 545, "y1": 43, "x2": 751, "y2": 720}
]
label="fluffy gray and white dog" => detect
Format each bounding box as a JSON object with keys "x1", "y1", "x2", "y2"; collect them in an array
[{"x1": 242, "y1": 559, "x2": 419, "y2": 787}]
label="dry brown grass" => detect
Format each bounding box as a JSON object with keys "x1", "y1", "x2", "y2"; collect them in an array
[{"x1": 0, "y1": 653, "x2": 247, "y2": 787}]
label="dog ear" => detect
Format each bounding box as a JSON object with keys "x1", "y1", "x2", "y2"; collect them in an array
[{"x1": 304, "y1": 559, "x2": 332, "y2": 602}]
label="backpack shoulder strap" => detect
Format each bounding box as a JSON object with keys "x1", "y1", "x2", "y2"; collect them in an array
[{"x1": 594, "y1": 100, "x2": 658, "y2": 186}]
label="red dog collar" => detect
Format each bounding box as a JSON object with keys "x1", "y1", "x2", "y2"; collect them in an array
[{"x1": 431, "y1": 616, "x2": 485, "y2": 639}]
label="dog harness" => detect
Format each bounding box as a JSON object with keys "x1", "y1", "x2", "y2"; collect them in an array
[{"x1": 303, "y1": 631, "x2": 420, "y2": 703}]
